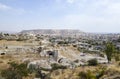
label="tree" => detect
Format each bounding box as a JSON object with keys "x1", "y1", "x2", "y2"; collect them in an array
[{"x1": 105, "y1": 42, "x2": 115, "y2": 63}]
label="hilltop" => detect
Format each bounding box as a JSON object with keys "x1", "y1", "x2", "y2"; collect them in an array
[{"x1": 20, "y1": 29, "x2": 85, "y2": 35}]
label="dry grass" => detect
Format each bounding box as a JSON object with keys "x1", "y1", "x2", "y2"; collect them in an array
[
  {"x1": 108, "y1": 62, "x2": 120, "y2": 72},
  {"x1": 58, "y1": 46, "x2": 80, "y2": 59},
  {"x1": 0, "y1": 40, "x2": 39, "y2": 46},
  {"x1": 0, "y1": 40, "x2": 24, "y2": 46},
  {"x1": 49, "y1": 66, "x2": 99, "y2": 79},
  {"x1": 49, "y1": 63, "x2": 120, "y2": 79},
  {"x1": 23, "y1": 74, "x2": 35, "y2": 79},
  {"x1": 0, "y1": 58, "x2": 9, "y2": 71},
  {"x1": 0, "y1": 40, "x2": 119, "y2": 79}
]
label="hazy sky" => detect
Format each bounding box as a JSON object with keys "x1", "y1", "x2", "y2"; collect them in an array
[{"x1": 0, "y1": 0, "x2": 120, "y2": 33}]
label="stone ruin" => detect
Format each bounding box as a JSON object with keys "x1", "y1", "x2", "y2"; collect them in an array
[
  {"x1": 0, "y1": 50, "x2": 6, "y2": 55},
  {"x1": 39, "y1": 49, "x2": 58, "y2": 61},
  {"x1": 46, "y1": 50, "x2": 58, "y2": 61},
  {"x1": 27, "y1": 60, "x2": 52, "y2": 69}
]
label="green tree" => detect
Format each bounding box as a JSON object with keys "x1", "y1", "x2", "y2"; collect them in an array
[{"x1": 105, "y1": 42, "x2": 115, "y2": 63}]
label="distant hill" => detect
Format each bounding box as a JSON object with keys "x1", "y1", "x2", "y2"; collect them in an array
[
  {"x1": 0, "y1": 31, "x2": 17, "y2": 34},
  {"x1": 20, "y1": 29, "x2": 85, "y2": 35}
]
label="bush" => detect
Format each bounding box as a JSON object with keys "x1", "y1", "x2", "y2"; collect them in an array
[
  {"x1": 51, "y1": 63, "x2": 67, "y2": 71},
  {"x1": 1, "y1": 62, "x2": 29, "y2": 79},
  {"x1": 78, "y1": 70, "x2": 96, "y2": 79},
  {"x1": 58, "y1": 41, "x2": 69, "y2": 45},
  {"x1": 16, "y1": 38, "x2": 27, "y2": 41},
  {"x1": 78, "y1": 71, "x2": 87, "y2": 79},
  {"x1": 115, "y1": 55, "x2": 120, "y2": 61},
  {"x1": 74, "y1": 59, "x2": 79, "y2": 63},
  {"x1": 96, "y1": 70, "x2": 105, "y2": 79},
  {"x1": 16, "y1": 38, "x2": 24, "y2": 41},
  {"x1": 88, "y1": 59, "x2": 98, "y2": 66},
  {"x1": 28, "y1": 64, "x2": 36, "y2": 73},
  {"x1": 96, "y1": 66, "x2": 106, "y2": 79},
  {"x1": 40, "y1": 67, "x2": 51, "y2": 71}
]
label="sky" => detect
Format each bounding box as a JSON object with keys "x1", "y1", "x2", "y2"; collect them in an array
[{"x1": 0, "y1": 0, "x2": 120, "y2": 33}]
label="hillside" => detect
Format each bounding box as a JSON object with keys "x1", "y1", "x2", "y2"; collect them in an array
[{"x1": 20, "y1": 29, "x2": 85, "y2": 35}]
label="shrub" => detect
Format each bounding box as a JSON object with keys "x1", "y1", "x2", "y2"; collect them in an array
[
  {"x1": 74, "y1": 59, "x2": 79, "y2": 63},
  {"x1": 16, "y1": 38, "x2": 27, "y2": 41},
  {"x1": 16, "y1": 38, "x2": 24, "y2": 41},
  {"x1": 28, "y1": 64, "x2": 36, "y2": 73},
  {"x1": 88, "y1": 59, "x2": 98, "y2": 66},
  {"x1": 58, "y1": 41, "x2": 69, "y2": 45},
  {"x1": 40, "y1": 67, "x2": 51, "y2": 71},
  {"x1": 1, "y1": 62, "x2": 29, "y2": 79},
  {"x1": 96, "y1": 69, "x2": 106, "y2": 79},
  {"x1": 115, "y1": 55, "x2": 120, "y2": 61},
  {"x1": 51, "y1": 63, "x2": 67, "y2": 71},
  {"x1": 78, "y1": 71, "x2": 87, "y2": 79},
  {"x1": 78, "y1": 70, "x2": 96, "y2": 79}
]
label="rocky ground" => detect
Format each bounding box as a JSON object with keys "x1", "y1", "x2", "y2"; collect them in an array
[{"x1": 0, "y1": 40, "x2": 120, "y2": 79}]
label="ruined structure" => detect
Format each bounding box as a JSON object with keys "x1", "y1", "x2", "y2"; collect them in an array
[{"x1": 47, "y1": 50, "x2": 58, "y2": 61}]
